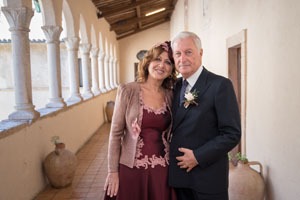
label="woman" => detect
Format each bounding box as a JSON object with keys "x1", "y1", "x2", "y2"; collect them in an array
[{"x1": 104, "y1": 41, "x2": 177, "y2": 200}]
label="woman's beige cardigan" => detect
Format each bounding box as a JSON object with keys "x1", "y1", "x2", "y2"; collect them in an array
[{"x1": 108, "y1": 82, "x2": 173, "y2": 172}]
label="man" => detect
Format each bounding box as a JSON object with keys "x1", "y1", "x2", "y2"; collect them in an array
[{"x1": 169, "y1": 31, "x2": 241, "y2": 200}]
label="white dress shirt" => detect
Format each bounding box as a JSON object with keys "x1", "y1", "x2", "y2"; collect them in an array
[{"x1": 183, "y1": 65, "x2": 204, "y2": 93}]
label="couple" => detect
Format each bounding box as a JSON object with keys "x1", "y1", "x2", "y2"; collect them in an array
[{"x1": 104, "y1": 31, "x2": 241, "y2": 200}]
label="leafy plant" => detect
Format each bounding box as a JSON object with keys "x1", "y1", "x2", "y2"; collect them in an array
[
  {"x1": 51, "y1": 136, "x2": 60, "y2": 145},
  {"x1": 228, "y1": 152, "x2": 248, "y2": 164},
  {"x1": 228, "y1": 152, "x2": 233, "y2": 161},
  {"x1": 236, "y1": 152, "x2": 248, "y2": 164}
]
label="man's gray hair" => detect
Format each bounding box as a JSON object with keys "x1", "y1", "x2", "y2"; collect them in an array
[{"x1": 171, "y1": 31, "x2": 202, "y2": 52}]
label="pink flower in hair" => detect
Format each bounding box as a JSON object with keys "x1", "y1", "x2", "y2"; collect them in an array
[
  {"x1": 154, "y1": 41, "x2": 174, "y2": 64},
  {"x1": 154, "y1": 42, "x2": 169, "y2": 52}
]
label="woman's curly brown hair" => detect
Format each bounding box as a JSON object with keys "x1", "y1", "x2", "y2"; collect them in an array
[{"x1": 136, "y1": 44, "x2": 177, "y2": 89}]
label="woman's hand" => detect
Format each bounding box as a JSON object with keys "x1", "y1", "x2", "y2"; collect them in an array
[{"x1": 104, "y1": 172, "x2": 119, "y2": 197}]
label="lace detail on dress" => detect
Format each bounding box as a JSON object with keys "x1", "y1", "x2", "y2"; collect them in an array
[
  {"x1": 134, "y1": 136, "x2": 167, "y2": 169},
  {"x1": 131, "y1": 118, "x2": 141, "y2": 139},
  {"x1": 139, "y1": 93, "x2": 167, "y2": 115}
]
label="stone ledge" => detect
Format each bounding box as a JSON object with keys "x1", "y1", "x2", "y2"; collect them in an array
[{"x1": 0, "y1": 89, "x2": 117, "y2": 140}]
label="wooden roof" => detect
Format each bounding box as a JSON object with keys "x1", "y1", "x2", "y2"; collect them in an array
[{"x1": 91, "y1": 0, "x2": 177, "y2": 40}]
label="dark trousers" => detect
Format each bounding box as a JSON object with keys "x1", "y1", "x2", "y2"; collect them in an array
[{"x1": 175, "y1": 188, "x2": 228, "y2": 200}]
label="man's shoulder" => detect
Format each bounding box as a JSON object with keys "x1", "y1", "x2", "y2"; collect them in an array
[
  {"x1": 174, "y1": 77, "x2": 183, "y2": 87},
  {"x1": 206, "y1": 69, "x2": 231, "y2": 85}
]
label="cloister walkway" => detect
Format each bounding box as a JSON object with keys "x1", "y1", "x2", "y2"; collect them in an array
[{"x1": 35, "y1": 123, "x2": 111, "y2": 200}]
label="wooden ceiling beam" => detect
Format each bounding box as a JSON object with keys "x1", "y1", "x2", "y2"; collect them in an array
[
  {"x1": 136, "y1": 6, "x2": 142, "y2": 29},
  {"x1": 117, "y1": 18, "x2": 170, "y2": 40},
  {"x1": 110, "y1": 9, "x2": 173, "y2": 31},
  {"x1": 98, "y1": 0, "x2": 151, "y2": 18}
]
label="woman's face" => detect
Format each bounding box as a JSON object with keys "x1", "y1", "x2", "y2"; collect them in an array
[{"x1": 147, "y1": 51, "x2": 173, "y2": 82}]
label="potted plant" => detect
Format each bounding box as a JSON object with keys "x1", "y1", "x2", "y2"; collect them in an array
[
  {"x1": 44, "y1": 136, "x2": 77, "y2": 188},
  {"x1": 228, "y1": 152, "x2": 265, "y2": 200}
]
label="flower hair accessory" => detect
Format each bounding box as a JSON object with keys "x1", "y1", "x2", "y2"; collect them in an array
[
  {"x1": 154, "y1": 41, "x2": 169, "y2": 52},
  {"x1": 154, "y1": 41, "x2": 174, "y2": 64},
  {"x1": 183, "y1": 89, "x2": 199, "y2": 108}
]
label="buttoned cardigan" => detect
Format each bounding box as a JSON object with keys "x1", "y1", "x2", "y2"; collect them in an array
[{"x1": 107, "y1": 82, "x2": 173, "y2": 172}]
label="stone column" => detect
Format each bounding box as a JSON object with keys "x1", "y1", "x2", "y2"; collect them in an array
[
  {"x1": 113, "y1": 57, "x2": 118, "y2": 87},
  {"x1": 117, "y1": 62, "x2": 120, "y2": 85},
  {"x1": 1, "y1": 6, "x2": 40, "y2": 120},
  {"x1": 113, "y1": 46, "x2": 118, "y2": 88},
  {"x1": 104, "y1": 54, "x2": 112, "y2": 91},
  {"x1": 41, "y1": 25, "x2": 66, "y2": 108},
  {"x1": 80, "y1": 43, "x2": 93, "y2": 99},
  {"x1": 90, "y1": 48, "x2": 100, "y2": 95},
  {"x1": 109, "y1": 44, "x2": 115, "y2": 89},
  {"x1": 98, "y1": 51, "x2": 106, "y2": 93},
  {"x1": 104, "y1": 40, "x2": 111, "y2": 91},
  {"x1": 63, "y1": 36, "x2": 83, "y2": 103}
]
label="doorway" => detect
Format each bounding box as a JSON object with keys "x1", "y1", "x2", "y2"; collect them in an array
[
  {"x1": 227, "y1": 29, "x2": 247, "y2": 162},
  {"x1": 228, "y1": 45, "x2": 242, "y2": 162}
]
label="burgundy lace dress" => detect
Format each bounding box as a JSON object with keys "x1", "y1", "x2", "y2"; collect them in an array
[{"x1": 104, "y1": 96, "x2": 177, "y2": 200}]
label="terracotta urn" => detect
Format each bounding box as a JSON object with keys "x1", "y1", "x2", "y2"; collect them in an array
[
  {"x1": 105, "y1": 101, "x2": 115, "y2": 123},
  {"x1": 44, "y1": 143, "x2": 77, "y2": 188},
  {"x1": 229, "y1": 161, "x2": 265, "y2": 200}
]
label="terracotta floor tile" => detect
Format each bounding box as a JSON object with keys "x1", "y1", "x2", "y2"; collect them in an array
[
  {"x1": 35, "y1": 123, "x2": 111, "y2": 200},
  {"x1": 86, "y1": 191, "x2": 103, "y2": 198},
  {"x1": 89, "y1": 187, "x2": 103, "y2": 193},
  {"x1": 52, "y1": 191, "x2": 72, "y2": 200},
  {"x1": 34, "y1": 193, "x2": 56, "y2": 200},
  {"x1": 85, "y1": 197, "x2": 103, "y2": 200}
]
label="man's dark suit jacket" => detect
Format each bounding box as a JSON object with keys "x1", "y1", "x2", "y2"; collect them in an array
[{"x1": 169, "y1": 67, "x2": 241, "y2": 194}]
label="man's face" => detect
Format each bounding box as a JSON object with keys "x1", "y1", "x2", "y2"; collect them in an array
[{"x1": 172, "y1": 37, "x2": 203, "y2": 79}]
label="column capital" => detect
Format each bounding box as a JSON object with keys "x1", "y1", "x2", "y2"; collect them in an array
[
  {"x1": 41, "y1": 25, "x2": 62, "y2": 44},
  {"x1": 104, "y1": 54, "x2": 110, "y2": 62},
  {"x1": 79, "y1": 43, "x2": 91, "y2": 55},
  {"x1": 98, "y1": 51, "x2": 105, "y2": 60},
  {"x1": 1, "y1": 6, "x2": 34, "y2": 32},
  {"x1": 109, "y1": 56, "x2": 114, "y2": 62},
  {"x1": 63, "y1": 36, "x2": 80, "y2": 51},
  {"x1": 90, "y1": 48, "x2": 99, "y2": 57}
]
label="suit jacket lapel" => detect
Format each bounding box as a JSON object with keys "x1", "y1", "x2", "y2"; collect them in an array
[{"x1": 173, "y1": 68, "x2": 211, "y2": 131}]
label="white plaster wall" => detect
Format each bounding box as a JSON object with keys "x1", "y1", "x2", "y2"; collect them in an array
[
  {"x1": 170, "y1": 0, "x2": 184, "y2": 39},
  {"x1": 170, "y1": 0, "x2": 300, "y2": 199},
  {"x1": 0, "y1": 90, "x2": 116, "y2": 200},
  {"x1": 30, "y1": 43, "x2": 50, "y2": 87},
  {"x1": 0, "y1": 44, "x2": 13, "y2": 88},
  {"x1": 118, "y1": 22, "x2": 170, "y2": 83}
]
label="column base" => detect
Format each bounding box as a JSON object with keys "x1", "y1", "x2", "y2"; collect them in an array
[
  {"x1": 105, "y1": 87, "x2": 112, "y2": 91},
  {"x1": 46, "y1": 99, "x2": 66, "y2": 108},
  {"x1": 92, "y1": 88, "x2": 101, "y2": 96},
  {"x1": 100, "y1": 88, "x2": 107, "y2": 93},
  {"x1": 9, "y1": 109, "x2": 40, "y2": 120},
  {"x1": 67, "y1": 95, "x2": 83, "y2": 104},
  {"x1": 82, "y1": 91, "x2": 94, "y2": 100}
]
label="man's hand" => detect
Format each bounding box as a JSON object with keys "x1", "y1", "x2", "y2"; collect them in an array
[
  {"x1": 176, "y1": 147, "x2": 198, "y2": 172},
  {"x1": 104, "y1": 172, "x2": 119, "y2": 197}
]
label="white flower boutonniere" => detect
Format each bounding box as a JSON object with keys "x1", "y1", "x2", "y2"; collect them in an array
[{"x1": 183, "y1": 89, "x2": 199, "y2": 108}]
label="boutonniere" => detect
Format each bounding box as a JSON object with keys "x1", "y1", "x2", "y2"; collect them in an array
[{"x1": 183, "y1": 89, "x2": 199, "y2": 108}]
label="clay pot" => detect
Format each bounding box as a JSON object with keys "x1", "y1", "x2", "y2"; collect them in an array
[
  {"x1": 229, "y1": 161, "x2": 265, "y2": 200},
  {"x1": 44, "y1": 143, "x2": 77, "y2": 188},
  {"x1": 105, "y1": 101, "x2": 115, "y2": 123}
]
